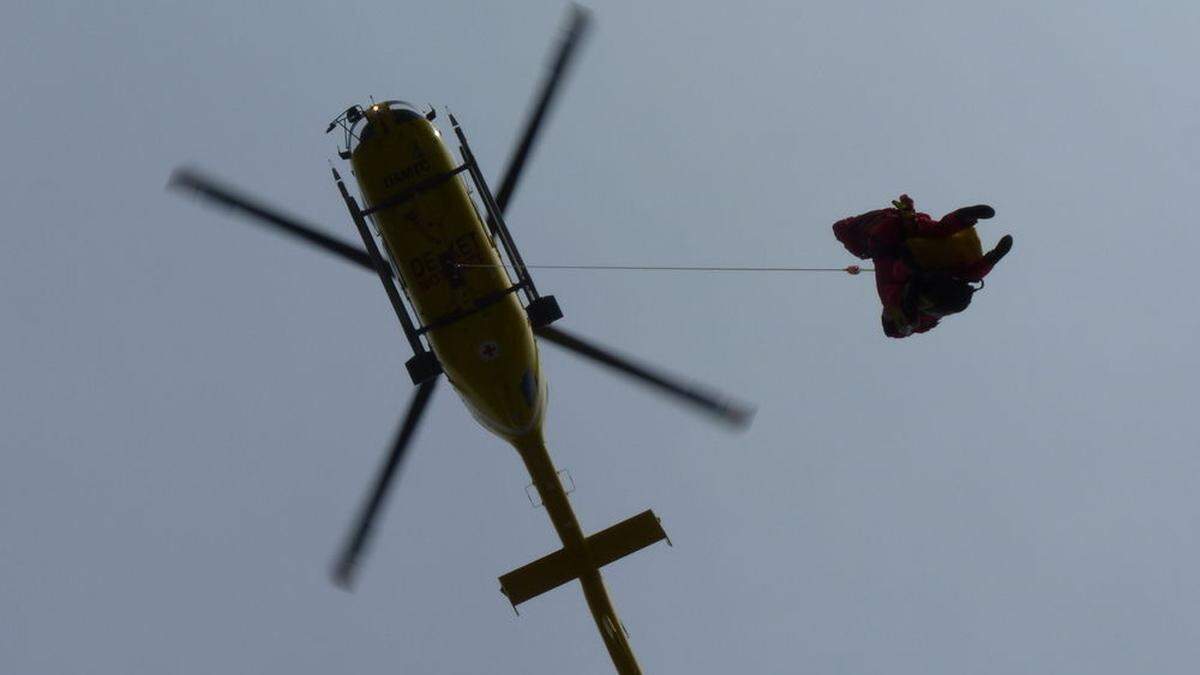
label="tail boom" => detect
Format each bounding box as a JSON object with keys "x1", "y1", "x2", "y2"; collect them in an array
[{"x1": 506, "y1": 438, "x2": 668, "y2": 675}]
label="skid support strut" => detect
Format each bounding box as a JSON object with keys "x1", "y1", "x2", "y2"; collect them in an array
[
  {"x1": 449, "y1": 114, "x2": 563, "y2": 328},
  {"x1": 332, "y1": 167, "x2": 441, "y2": 385}
]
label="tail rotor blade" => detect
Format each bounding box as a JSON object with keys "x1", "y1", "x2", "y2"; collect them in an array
[
  {"x1": 534, "y1": 325, "x2": 753, "y2": 428},
  {"x1": 169, "y1": 167, "x2": 377, "y2": 273},
  {"x1": 494, "y1": 4, "x2": 591, "y2": 214},
  {"x1": 333, "y1": 377, "x2": 439, "y2": 589}
]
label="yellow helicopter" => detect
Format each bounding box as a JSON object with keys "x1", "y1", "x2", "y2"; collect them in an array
[{"x1": 170, "y1": 7, "x2": 750, "y2": 674}]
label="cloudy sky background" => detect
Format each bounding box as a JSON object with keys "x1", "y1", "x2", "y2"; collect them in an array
[{"x1": 4, "y1": 1, "x2": 1199, "y2": 673}]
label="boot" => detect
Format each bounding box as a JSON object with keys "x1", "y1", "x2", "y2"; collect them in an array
[
  {"x1": 983, "y1": 234, "x2": 1013, "y2": 266},
  {"x1": 952, "y1": 204, "x2": 995, "y2": 221}
]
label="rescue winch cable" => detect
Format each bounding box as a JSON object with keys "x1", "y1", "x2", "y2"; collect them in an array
[{"x1": 457, "y1": 263, "x2": 870, "y2": 274}]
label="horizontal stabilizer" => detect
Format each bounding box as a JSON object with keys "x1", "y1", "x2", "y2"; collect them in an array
[
  {"x1": 499, "y1": 546, "x2": 577, "y2": 608},
  {"x1": 586, "y1": 509, "x2": 669, "y2": 570},
  {"x1": 499, "y1": 510, "x2": 668, "y2": 607}
]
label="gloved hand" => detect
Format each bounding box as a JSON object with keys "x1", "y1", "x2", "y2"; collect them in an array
[{"x1": 891, "y1": 194, "x2": 915, "y2": 213}]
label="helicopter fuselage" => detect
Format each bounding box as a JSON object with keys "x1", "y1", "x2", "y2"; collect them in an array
[
  {"x1": 351, "y1": 105, "x2": 546, "y2": 441},
  {"x1": 348, "y1": 103, "x2": 644, "y2": 674}
]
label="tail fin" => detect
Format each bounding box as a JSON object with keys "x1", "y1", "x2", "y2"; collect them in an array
[{"x1": 500, "y1": 510, "x2": 668, "y2": 608}]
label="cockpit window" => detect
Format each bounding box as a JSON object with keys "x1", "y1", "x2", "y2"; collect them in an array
[
  {"x1": 340, "y1": 101, "x2": 424, "y2": 156},
  {"x1": 392, "y1": 109, "x2": 422, "y2": 124}
]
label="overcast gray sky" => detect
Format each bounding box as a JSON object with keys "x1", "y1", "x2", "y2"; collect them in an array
[{"x1": 4, "y1": 1, "x2": 1199, "y2": 673}]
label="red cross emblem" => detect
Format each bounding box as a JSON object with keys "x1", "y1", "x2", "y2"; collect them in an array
[{"x1": 479, "y1": 341, "x2": 499, "y2": 360}]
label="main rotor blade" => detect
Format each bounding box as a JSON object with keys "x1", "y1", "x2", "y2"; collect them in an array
[
  {"x1": 534, "y1": 325, "x2": 753, "y2": 428},
  {"x1": 169, "y1": 167, "x2": 377, "y2": 273},
  {"x1": 333, "y1": 377, "x2": 439, "y2": 589},
  {"x1": 493, "y1": 4, "x2": 591, "y2": 214}
]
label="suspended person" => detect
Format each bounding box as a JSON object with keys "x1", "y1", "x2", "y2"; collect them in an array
[{"x1": 832, "y1": 194, "x2": 1013, "y2": 337}]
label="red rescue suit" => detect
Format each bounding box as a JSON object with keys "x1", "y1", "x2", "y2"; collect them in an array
[{"x1": 833, "y1": 195, "x2": 1009, "y2": 337}]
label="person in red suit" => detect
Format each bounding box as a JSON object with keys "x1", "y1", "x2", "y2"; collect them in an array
[{"x1": 833, "y1": 195, "x2": 1013, "y2": 337}]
